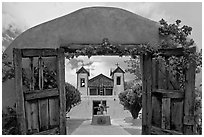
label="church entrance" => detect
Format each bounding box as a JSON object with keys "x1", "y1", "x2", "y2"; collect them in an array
[{"x1": 92, "y1": 100, "x2": 107, "y2": 115}]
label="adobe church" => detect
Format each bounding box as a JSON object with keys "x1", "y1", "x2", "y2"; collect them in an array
[{"x1": 68, "y1": 65, "x2": 131, "y2": 119}]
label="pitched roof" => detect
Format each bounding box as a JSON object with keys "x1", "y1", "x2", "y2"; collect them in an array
[
  {"x1": 110, "y1": 66, "x2": 125, "y2": 76},
  {"x1": 88, "y1": 74, "x2": 113, "y2": 87},
  {"x1": 76, "y1": 67, "x2": 90, "y2": 76},
  {"x1": 89, "y1": 73, "x2": 113, "y2": 82}
]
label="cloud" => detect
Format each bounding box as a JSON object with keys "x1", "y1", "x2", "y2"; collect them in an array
[
  {"x1": 2, "y1": 3, "x2": 28, "y2": 32},
  {"x1": 103, "y1": 2, "x2": 169, "y2": 22},
  {"x1": 68, "y1": 58, "x2": 94, "y2": 70},
  {"x1": 65, "y1": 56, "x2": 136, "y2": 87}
]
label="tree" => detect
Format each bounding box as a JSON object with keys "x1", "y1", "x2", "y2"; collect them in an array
[
  {"x1": 65, "y1": 82, "x2": 81, "y2": 113},
  {"x1": 119, "y1": 83, "x2": 142, "y2": 119},
  {"x1": 124, "y1": 56, "x2": 141, "y2": 81}
]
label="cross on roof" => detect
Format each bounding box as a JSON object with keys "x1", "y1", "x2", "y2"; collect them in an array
[{"x1": 115, "y1": 63, "x2": 119, "y2": 67}]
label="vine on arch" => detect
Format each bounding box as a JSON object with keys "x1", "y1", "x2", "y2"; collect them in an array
[{"x1": 65, "y1": 19, "x2": 201, "y2": 91}]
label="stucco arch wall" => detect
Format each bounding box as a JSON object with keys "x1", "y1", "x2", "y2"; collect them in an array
[
  {"x1": 4, "y1": 7, "x2": 160, "y2": 59},
  {"x1": 3, "y1": 7, "x2": 161, "y2": 109}
]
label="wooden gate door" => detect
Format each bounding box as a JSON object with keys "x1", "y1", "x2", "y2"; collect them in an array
[
  {"x1": 13, "y1": 48, "x2": 66, "y2": 135},
  {"x1": 141, "y1": 49, "x2": 196, "y2": 135}
]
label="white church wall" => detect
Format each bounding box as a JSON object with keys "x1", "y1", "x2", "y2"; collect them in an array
[
  {"x1": 68, "y1": 96, "x2": 131, "y2": 119},
  {"x1": 113, "y1": 72, "x2": 125, "y2": 98},
  {"x1": 77, "y1": 73, "x2": 88, "y2": 97}
]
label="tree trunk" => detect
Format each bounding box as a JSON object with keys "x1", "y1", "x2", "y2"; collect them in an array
[{"x1": 130, "y1": 104, "x2": 142, "y2": 119}]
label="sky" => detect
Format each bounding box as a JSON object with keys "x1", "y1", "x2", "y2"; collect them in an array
[{"x1": 2, "y1": 2, "x2": 202, "y2": 87}]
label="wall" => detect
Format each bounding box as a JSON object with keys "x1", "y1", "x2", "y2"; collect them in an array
[
  {"x1": 77, "y1": 73, "x2": 88, "y2": 97},
  {"x1": 68, "y1": 96, "x2": 131, "y2": 119},
  {"x1": 113, "y1": 72, "x2": 125, "y2": 98}
]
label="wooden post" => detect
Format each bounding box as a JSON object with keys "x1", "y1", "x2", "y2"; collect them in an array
[
  {"x1": 141, "y1": 53, "x2": 152, "y2": 135},
  {"x1": 38, "y1": 57, "x2": 44, "y2": 90},
  {"x1": 183, "y1": 50, "x2": 196, "y2": 134},
  {"x1": 57, "y1": 48, "x2": 66, "y2": 135},
  {"x1": 29, "y1": 57, "x2": 34, "y2": 90},
  {"x1": 13, "y1": 49, "x2": 27, "y2": 134},
  {"x1": 161, "y1": 98, "x2": 171, "y2": 129}
]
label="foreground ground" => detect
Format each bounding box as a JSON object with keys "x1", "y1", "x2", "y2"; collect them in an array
[{"x1": 66, "y1": 117, "x2": 142, "y2": 135}]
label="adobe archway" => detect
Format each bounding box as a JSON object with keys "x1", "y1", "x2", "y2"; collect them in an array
[{"x1": 4, "y1": 7, "x2": 196, "y2": 135}]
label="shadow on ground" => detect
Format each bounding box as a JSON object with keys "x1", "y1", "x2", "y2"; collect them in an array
[
  {"x1": 66, "y1": 118, "x2": 89, "y2": 135},
  {"x1": 123, "y1": 117, "x2": 142, "y2": 135}
]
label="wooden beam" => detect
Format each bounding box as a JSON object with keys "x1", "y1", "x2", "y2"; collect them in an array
[
  {"x1": 151, "y1": 126, "x2": 183, "y2": 135},
  {"x1": 157, "y1": 47, "x2": 196, "y2": 57},
  {"x1": 183, "y1": 48, "x2": 196, "y2": 135},
  {"x1": 24, "y1": 88, "x2": 59, "y2": 101},
  {"x1": 21, "y1": 49, "x2": 57, "y2": 57},
  {"x1": 152, "y1": 89, "x2": 184, "y2": 98},
  {"x1": 57, "y1": 48, "x2": 66, "y2": 135},
  {"x1": 38, "y1": 57, "x2": 43, "y2": 90},
  {"x1": 13, "y1": 48, "x2": 27, "y2": 134},
  {"x1": 141, "y1": 53, "x2": 152, "y2": 135},
  {"x1": 161, "y1": 98, "x2": 171, "y2": 129},
  {"x1": 33, "y1": 127, "x2": 59, "y2": 135},
  {"x1": 29, "y1": 57, "x2": 34, "y2": 90}
]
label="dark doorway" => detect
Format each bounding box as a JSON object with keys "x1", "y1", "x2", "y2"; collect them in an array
[{"x1": 92, "y1": 100, "x2": 106, "y2": 115}]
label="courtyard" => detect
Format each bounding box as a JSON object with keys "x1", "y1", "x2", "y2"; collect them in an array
[{"x1": 66, "y1": 117, "x2": 142, "y2": 135}]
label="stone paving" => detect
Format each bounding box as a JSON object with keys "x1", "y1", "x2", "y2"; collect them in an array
[{"x1": 66, "y1": 118, "x2": 141, "y2": 135}]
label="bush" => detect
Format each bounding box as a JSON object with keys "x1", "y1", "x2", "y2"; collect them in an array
[
  {"x1": 2, "y1": 106, "x2": 20, "y2": 135},
  {"x1": 119, "y1": 83, "x2": 142, "y2": 119},
  {"x1": 194, "y1": 86, "x2": 202, "y2": 134}
]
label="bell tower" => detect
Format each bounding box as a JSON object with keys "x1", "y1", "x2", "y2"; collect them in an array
[
  {"x1": 76, "y1": 66, "x2": 89, "y2": 97},
  {"x1": 110, "y1": 64, "x2": 125, "y2": 98}
]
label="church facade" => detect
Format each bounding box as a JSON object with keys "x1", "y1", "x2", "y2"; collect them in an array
[
  {"x1": 68, "y1": 66, "x2": 131, "y2": 118},
  {"x1": 76, "y1": 66, "x2": 125, "y2": 98}
]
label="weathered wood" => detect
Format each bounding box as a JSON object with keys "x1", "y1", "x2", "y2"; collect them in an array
[
  {"x1": 31, "y1": 100, "x2": 39, "y2": 133},
  {"x1": 25, "y1": 101, "x2": 32, "y2": 133},
  {"x1": 33, "y1": 127, "x2": 59, "y2": 135},
  {"x1": 151, "y1": 96, "x2": 162, "y2": 127},
  {"x1": 22, "y1": 49, "x2": 58, "y2": 57},
  {"x1": 13, "y1": 48, "x2": 27, "y2": 134},
  {"x1": 171, "y1": 98, "x2": 183, "y2": 132},
  {"x1": 183, "y1": 48, "x2": 196, "y2": 135},
  {"x1": 57, "y1": 48, "x2": 66, "y2": 135},
  {"x1": 62, "y1": 43, "x2": 142, "y2": 53},
  {"x1": 49, "y1": 98, "x2": 59, "y2": 127},
  {"x1": 152, "y1": 58, "x2": 157, "y2": 89},
  {"x1": 38, "y1": 99, "x2": 49, "y2": 131},
  {"x1": 141, "y1": 54, "x2": 147, "y2": 134},
  {"x1": 38, "y1": 57, "x2": 44, "y2": 90},
  {"x1": 24, "y1": 88, "x2": 59, "y2": 101},
  {"x1": 161, "y1": 98, "x2": 171, "y2": 129},
  {"x1": 157, "y1": 47, "x2": 196, "y2": 57},
  {"x1": 152, "y1": 89, "x2": 184, "y2": 98},
  {"x1": 29, "y1": 57, "x2": 34, "y2": 90},
  {"x1": 151, "y1": 126, "x2": 183, "y2": 135},
  {"x1": 141, "y1": 53, "x2": 152, "y2": 135},
  {"x1": 158, "y1": 58, "x2": 167, "y2": 89}
]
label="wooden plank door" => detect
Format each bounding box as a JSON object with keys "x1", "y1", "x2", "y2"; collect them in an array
[
  {"x1": 14, "y1": 48, "x2": 66, "y2": 135},
  {"x1": 141, "y1": 50, "x2": 196, "y2": 135}
]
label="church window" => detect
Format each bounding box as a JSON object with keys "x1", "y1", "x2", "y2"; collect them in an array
[
  {"x1": 80, "y1": 78, "x2": 85, "y2": 87},
  {"x1": 105, "y1": 88, "x2": 113, "y2": 95},
  {"x1": 116, "y1": 76, "x2": 121, "y2": 85},
  {"x1": 90, "y1": 88, "x2": 97, "y2": 95}
]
